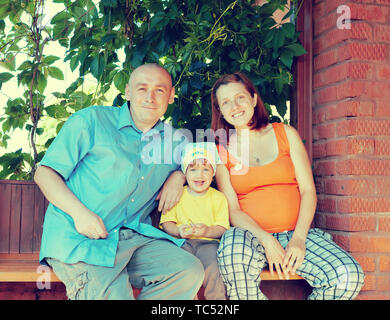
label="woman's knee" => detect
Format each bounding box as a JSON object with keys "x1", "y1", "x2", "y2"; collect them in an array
[{"x1": 334, "y1": 260, "x2": 365, "y2": 300}]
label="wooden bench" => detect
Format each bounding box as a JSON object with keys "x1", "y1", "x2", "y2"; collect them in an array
[{"x1": 0, "y1": 179, "x2": 303, "y2": 300}]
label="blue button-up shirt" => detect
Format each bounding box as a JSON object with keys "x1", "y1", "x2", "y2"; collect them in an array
[{"x1": 39, "y1": 103, "x2": 187, "y2": 267}]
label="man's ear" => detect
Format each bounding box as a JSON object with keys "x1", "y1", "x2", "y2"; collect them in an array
[
  {"x1": 125, "y1": 83, "x2": 131, "y2": 101},
  {"x1": 168, "y1": 87, "x2": 175, "y2": 104}
]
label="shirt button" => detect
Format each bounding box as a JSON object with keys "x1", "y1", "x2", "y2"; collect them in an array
[
  {"x1": 141, "y1": 176, "x2": 144, "y2": 180},
  {"x1": 131, "y1": 199, "x2": 134, "y2": 202},
  {"x1": 114, "y1": 229, "x2": 118, "y2": 233}
]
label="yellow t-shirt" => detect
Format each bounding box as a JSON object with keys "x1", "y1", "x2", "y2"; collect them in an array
[{"x1": 159, "y1": 186, "x2": 230, "y2": 240}]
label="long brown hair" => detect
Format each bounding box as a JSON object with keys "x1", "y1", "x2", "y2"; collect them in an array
[{"x1": 210, "y1": 72, "x2": 269, "y2": 145}]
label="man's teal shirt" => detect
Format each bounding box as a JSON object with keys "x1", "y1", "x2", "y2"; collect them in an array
[{"x1": 39, "y1": 103, "x2": 187, "y2": 267}]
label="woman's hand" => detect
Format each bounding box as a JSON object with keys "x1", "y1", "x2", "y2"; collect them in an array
[
  {"x1": 262, "y1": 233, "x2": 290, "y2": 279},
  {"x1": 283, "y1": 235, "x2": 306, "y2": 275}
]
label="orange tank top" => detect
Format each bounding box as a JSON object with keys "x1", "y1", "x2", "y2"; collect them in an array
[{"x1": 218, "y1": 123, "x2": 300, "y2": 233}]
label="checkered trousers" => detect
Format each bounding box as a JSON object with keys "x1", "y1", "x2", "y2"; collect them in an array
[{"x1": 217, "y1": 227, "x2": 365, "y2": 300}]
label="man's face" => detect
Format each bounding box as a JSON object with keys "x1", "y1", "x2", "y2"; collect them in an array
[{"x1": 125, "y1": 65, "x2": 175, "y2": 132}]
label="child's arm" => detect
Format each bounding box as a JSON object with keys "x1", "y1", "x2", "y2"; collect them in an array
[
  {"x1": 192, "y1": 224, "x2": 227, "y2": 239},
  {"x1": 161, "y1": 221, "x2": 192, "y2": 239}
]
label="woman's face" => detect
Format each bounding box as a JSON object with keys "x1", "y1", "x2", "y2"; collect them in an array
[{"x1": 215, "y1": 82, "x2": 257, "y2": 130}]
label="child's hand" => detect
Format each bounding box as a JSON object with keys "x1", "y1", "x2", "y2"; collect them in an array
[
  {"x1": 191, "y1": 223, "x2": 208, "y2": 237},
  {"x1": 178, "y1": 224, "x2": 193, "y2": 239}
]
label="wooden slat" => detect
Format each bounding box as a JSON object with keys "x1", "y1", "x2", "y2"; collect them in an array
[
  {"x1": 0, "y1": 253, "x2": 61, "y2": 282},
  {"x1": 261, "y1": 271, "x2": 302, "y2": 281},
  {"x1": 33, "y1": 185, "x2": 45, "y2": 252},
  {"x1": 9, "y1": 184, "x2": 21, "y2": 253},
  {"x1": 20, "y1": 184, "x2": 34, "y2": 253},
  {"x1": 0, "y1": 183, "x2": 11, "y2": 253}
]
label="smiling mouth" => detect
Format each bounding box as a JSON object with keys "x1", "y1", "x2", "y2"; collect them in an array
[
  {"x1": 232, "y1": 111, "x2": 245, "y2": 118},
  {"x1": 193, "y1": 180, "x2": 205, "y2": 186}
]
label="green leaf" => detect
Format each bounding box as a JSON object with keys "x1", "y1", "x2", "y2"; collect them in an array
[
  {"x1": 113, "y1": 69, "x2": 129, "y2": 93},
  {"x1": 285, "y1": 43, "x2": 307, "y2": 56},
  {"x1": 280, "y1": 51, "x2": 293, "y2": 69},
  {"x1": 100, "y1": 32, "x2": 116, "y2": 45},
  {"x1": 274, "y1": 77, "x2": 283, "y2": 95},
  {"x1": 0, "y1": 72, "x2": 13, "y2": 88},
  {"x1": 48, "y1": 66, "x2": 64, "y2": 80},
  {"x1": 90, "y1": 53, "x2": 105, "y2": 79},
  {"x1": 0, "y1": 53, "x2": 16, "y2": 71},
  {"x1": 37, "y1": 72, "x2": 47, "y2": 94},
  {"x1": 17, "y1": 61, "x2": 33, "y2": 70},
  {"x1": 272, "y1": 29, "x2": 285, "y2": 50},
  {"x1": 101, "y1": 0, "x2": 117, "y2": 8},
  {"x1": 43, "y1": 55, "x2": 60, "y2": 65},
  {"x1": 51, "y1": 11, "x2": 68, "y2": 24},
  {"x1": 45, "y1": 104, "x2": 70, "y2": 119},
  {"x1": 282, "y1": 23, "x2": 296, "y2": 39}
]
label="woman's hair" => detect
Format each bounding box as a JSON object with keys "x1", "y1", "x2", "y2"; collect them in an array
[{"x1": 210, "y1": 72, "x2": 269, "y2": 144}]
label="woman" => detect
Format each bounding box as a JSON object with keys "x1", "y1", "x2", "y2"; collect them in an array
[{"x1": 211, "y1": 72, "x2": 364, "y2": 300}]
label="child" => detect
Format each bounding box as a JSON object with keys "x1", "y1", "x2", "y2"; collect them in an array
[{"x1": 160, "y1": 142, "x2": 230, "y2": 300}]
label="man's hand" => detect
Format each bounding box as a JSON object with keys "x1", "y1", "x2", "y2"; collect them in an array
[
  {"x1": 73, "y1": 209, "x2": 108, "y2": 239},
  {"x1": 156, "y1": 171, "x2": 186, "y2": 214}
]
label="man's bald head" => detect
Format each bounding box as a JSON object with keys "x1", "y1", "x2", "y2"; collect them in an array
[{"x1": 129, "y1": 63, "x2": 173, "y2": 88}]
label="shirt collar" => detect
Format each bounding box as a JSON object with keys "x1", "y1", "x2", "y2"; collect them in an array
[{"x1": 117, "y1": 102, "x2": 165, "y2": 135}]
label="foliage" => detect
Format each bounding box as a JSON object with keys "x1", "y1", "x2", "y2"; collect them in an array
[{"x1": 0, "y1": 0, "x2": 306, "y2": 180}]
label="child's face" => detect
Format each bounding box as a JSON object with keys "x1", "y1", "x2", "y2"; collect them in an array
[{"x1": 185, "y1": 158, "x2": 214, "y2": 195}]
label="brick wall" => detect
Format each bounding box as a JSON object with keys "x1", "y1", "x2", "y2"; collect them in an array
[{"x1": 312, "y1": 0, "x2": 390, "y2": 299}]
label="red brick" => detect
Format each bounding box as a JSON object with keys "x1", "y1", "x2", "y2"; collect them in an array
[
  {"x1": 332, "y1": 233, "x2": 370, "y2": 252},
  {"x1": 374, "y1": 25, "x2": 390, "y2": 43},
  {"x1": 375, "y1": 139, "x2": 390, "y2": 156},
  {"x1": 349, "y1": 3, "x2": 390, "y2": 23},
  {"x1": 314, "y1": 48, "x2": 338, "y2": 71},
  {"x1": 325, "y1": 138, "x2": 374, "y2": 156},
  {"x1": 345, "y1": 42, "x2": 388, "y2": 61},
  {"x1": 313, "y1": 85, "x2": 338, "y2": 105},
  {"x1": 379, "y1": 255, "x2": 390, "y2": 272},
  {"x1": 355, "y1": 255, "x2": 376, "y2": 272},
  {"x1": 377, "y1": 65, "x2": 390, "y2": 80},
  {"x1": 376, "y1": 276, "x2": 390, "y2": 291},
  {"x1": 376, "y1": 100, "x2": 390, "y2": 117},
  {"x1": 361, "y1": 274, "x2": 376, "y2": 291},
  {"x1": 366, "y1": 81, "x2": 390, "y2": 99},
  {"x1": 312, "y1": 142, "x2": 326, "y2": 158},
  {"x1": 326, "y1": 214, "x2": 376, "y2": 231},
  {"x1": 336, "y1": 159, "x2": 390, "y2": 175},
  {"x1": 356, "y1": 292, "x2": 390, "y2": 300},
  {"x1": 369, "y1": 237, "x2": 390, "y2": 252},
  {"x1": 326, "y1": 100, "x2": 374, "y2": 120},
  {"x1": 317, "y1": 196, "x2": 337, "y2": 212},
  {"x1": 324, "y1": 178, "x2": 375, "y2": 195},
  {"x1": 378, "y1": 217, "x2": 390, "y2": 232},
  {"x1": 314, "y1": 62, "x2": 374, "y2": 88},
  {"x1": 337, "y1": 119, "x2": 390, "y2": 137},
  {"x1": 375, "y1": 178, "x2": 390, "y2": 195},
  {"x1": 338, "y1": 197, "x2": 390, "y2": 213},
  {"x1": 313, "y1": 122, "x2": 336, "y2": 140},
  {"x1": 313, "y1": 160, "x2": 336, "y2": 176}
]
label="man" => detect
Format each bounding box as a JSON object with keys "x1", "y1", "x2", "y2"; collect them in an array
[{"x1": 34, "y1": 64, "x2": 204, "y2": 300}]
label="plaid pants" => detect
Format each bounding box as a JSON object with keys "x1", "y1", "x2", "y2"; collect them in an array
[{"x1": 217, "y1": 227, "x2": 365, "y2": 300}]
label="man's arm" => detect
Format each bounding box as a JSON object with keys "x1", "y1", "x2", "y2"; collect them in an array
[
  {"x1": 34, "y1": 165, "x2": 108, "y2": 239},
  {"x1": 156, "y1": 170, "x2": 186, "y2": 214}
]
